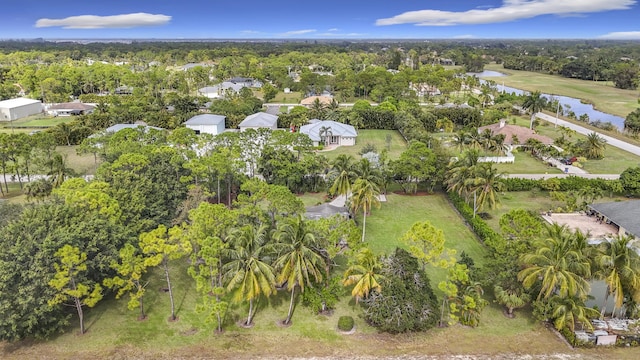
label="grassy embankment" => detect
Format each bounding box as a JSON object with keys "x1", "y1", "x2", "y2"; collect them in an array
[{"x1": 483, "y1": 63, "x2": 640, "y2": 119}]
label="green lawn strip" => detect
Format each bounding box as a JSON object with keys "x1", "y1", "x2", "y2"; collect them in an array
[
  {"x1": 55, "y1": 145, "x2": 100, "y2": 176},
  {"x1": 493, "y1": 150, "x2": 562, "y2": 174},
  {"x1": 364, "y1": 193, "x2": 486, "y2": 287},
  {"x1": 297, "y1": 192, "x2": 327, "y2": 207},
  {"x1": 484, "y1": 63, "x2": 639, "y2": 118},
  {"x1": 320, "y1": 129, "x2": 407, "y2": 161},
  {"x1": 270, "y1": 91, "x2": 303, "y2": 104}
]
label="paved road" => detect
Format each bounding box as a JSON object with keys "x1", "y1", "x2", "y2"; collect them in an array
[
  {"x1": 507, "y1": 173, "x2": 620, "y2": 180},
  {"x1": 535, "y1": 112, "x2": 640, "y2": 156}
]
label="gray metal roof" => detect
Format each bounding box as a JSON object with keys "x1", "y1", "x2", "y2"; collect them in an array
[
  {"x1": 590, "y1": 200, "x2": 640, "y2": 238},
  {"x1": 105, "y1": 124, "x2": 163, "y2": 133},
  {"x1": 0, "y1": 97, "x2": 42, "y2": 108},
  {"x1": 184, "y1": 114, "x2": 226, "y2": 126},
  {"x1": 299, "y1": 120, "x2": 357, "y2": 142},
  {"x1": 305, "y1": 203, "x2": 349, "y2": 220},
  {"x1": 239, "y1": 112, "x2": 278, "y2": 128}
]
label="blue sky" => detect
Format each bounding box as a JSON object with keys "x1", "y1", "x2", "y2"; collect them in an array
[{"x1": 1, "y1": 0, "x2": 640, "y2": 40}]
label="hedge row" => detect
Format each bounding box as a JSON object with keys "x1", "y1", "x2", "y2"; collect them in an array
[
  {"x1": 447, "y1": 192, "x2": 505, "y2": 252},
  {"x1": 502, "y1": 177, "x2": 623, "y2": 193}
]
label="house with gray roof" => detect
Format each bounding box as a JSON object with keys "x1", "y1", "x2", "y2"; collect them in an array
[
  {"x1": 105, "y1": 123, "x2": 163, "y2": 133},
  {"x1": 589, "y1": 200, "x2": 640, "y2": 241},
  {"x1": 184, "y1": 114, "x2": 226, "y2": 135},
  {"x1": 47, "y1": 102, "x2": 95, "y2": 116},
  {"x1": 238, "y1": 112, "x2": 278, "y2": 132},
  {"x1": 299, "y1": 120, "x2": 357, "y2": 147},
  {"x1": 305, "y1": 203, "x2": 350, "y2": 220},
  {"x1": 198, "y1": 82, "x2": 245, "y2": 99}
]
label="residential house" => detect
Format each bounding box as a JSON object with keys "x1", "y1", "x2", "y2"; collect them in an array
[
  {"x1": 299, "y1": 120, "x2": 357, "y2": 146},
  {"x1": 47, "y1": 102, "x2": 95, "y2": 116},
  {"x1": 588, "y1": 200, "x2": 640, "y2": 243},
  {"x1": 184, "y1": 114, "x2": 226, "y2": 135},
  {"x1": 477, "y1": 119, "x2": 553, "y2": 145},
  {"x1": 409, "y1": 82, "x2": 441, "y2": 97},
  {"x1": 104, "y1": 123, "x2": 164, "y2": 133},
  {"x1": 238, "y1": 112, "x2": 278, "y2": 132},
  {"x1": 305, "y1": 203, "x2": 350, "y2": 220}
]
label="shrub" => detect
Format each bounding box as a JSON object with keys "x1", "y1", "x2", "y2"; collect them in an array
[{"x1": 337, "y1": 316, "x2": 354, "y2": 331}]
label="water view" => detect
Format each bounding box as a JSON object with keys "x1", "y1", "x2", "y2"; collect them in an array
[{"x1": 471, "y1": 71, "x2": 626, "y2": 130}]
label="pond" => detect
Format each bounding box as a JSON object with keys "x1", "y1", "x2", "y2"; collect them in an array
[{"x1": 469, "y1": 71, "x2": 626, "y2": 130}]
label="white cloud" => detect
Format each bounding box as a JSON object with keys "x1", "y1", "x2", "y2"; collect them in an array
[
  {"x1": 599, "y1": 31, "x2": 640, "y2": 39},
  {"x1": 280, "y1": 29, "x2": 317, "y2": 36},
  {"x1": 35, "y1": 12, "x2": 171, "y2": 29},
  {"x1": 240, "y1": 30, "x2": 261, "y2": 34},
  {"x1": 327, "y1": 28, "x2": 339, "y2": 32},
  {"x1": 376, "y1": 0, "x2": 635, "y2": 26}
]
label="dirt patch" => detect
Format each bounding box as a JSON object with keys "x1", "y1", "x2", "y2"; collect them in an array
[
  {"x1": 541, "y1": 213, "x2": 618, "y2": 239},
  {"x1": 180, "y1": 327, "x2": 198, "y2": 336}
]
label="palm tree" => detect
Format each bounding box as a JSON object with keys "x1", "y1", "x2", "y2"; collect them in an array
[
  {"x1": 329, "y1": 154, "x2": 355, "y2": 199},
  {"x1": 46, "y1": 153, "x2": 76, "y2": 188},
  {"x1": 222, "y1": 223, "x2": 276, "y2": 326},
  {"x1": 549, "y1": 295, "x2": 599, "y2": 332},
  {"x1": 350, "y1": 178, "x2": 381, "y2": 242},
  {"x1": 583, "y1": 132, "x2": 607, "y2": 160},
  {"x1": 274, "y1": 215, "x2": 325, "y2": 325},
  {"x1": 595, "y1": 235, "x2": 640, "y2": 318},
  {"x1": 494, "y1": 285, "x2": 529, "y2": 318},
  {"x1": 518, "y1": 224, "x2": 592, "y2": 301},
  {"x1": 451, "y1": 131, "x2": 469, "y2": 153},
  {"x1": 353, "y1": 158, "x2": 382, "y2": 186},
  {"x1": 343, "y1": 248, "x2": 385, "y2": 303},
  {"x1": 465, "y1": 163, "x2": 505, "y2": 211},
  {"x1": 318, "y1": 126, "x2": 332, "y2": 146},
  {"x1": 522, "y1": 91, "x2": 546, "y2": 130}
]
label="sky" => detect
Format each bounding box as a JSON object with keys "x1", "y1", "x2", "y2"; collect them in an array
[{"x1": 1, "y1": 0, "x2": 640, "y2": 40}]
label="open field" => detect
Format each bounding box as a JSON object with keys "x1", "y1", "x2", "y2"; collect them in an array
[
  {"x1": 484, "y1": 63, "x2": 639, "y2": 118},
  {"x1": 56, "y1": 145, "x2": 100, "y2": 176},
  {"x1": 270, "y1": 91, "x2": 303, "y2": 104},
  {"x1": 320, "y1": 130, "x2": 407, "y2": 161},
  {"x1": 493, "y1": 150, "x2": 563, "y2": 174},
  {"x1": 363, "y1": 192, "x2": 486, "y2": 287}
]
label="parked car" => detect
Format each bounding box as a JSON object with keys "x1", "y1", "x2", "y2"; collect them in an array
[{"x1": 560, "y1": 156, "x2": 578, "y2": 165}]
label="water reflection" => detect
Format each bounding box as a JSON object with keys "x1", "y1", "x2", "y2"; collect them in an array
[{"x1": 469, "y1": 71, "x2": 625, "y2": 130}]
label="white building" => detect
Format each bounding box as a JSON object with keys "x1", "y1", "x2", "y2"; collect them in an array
[
  {"x1": 299, "y1": 120, "x2": 357, "y2": 147},
  {"x1": 0, "y1": 98, "x2": 43, "y2": 121},
  {"x1": 238, "y1": 112, "x2": 278, "y2": 132},
  {"x1": 184, "y1": 114, "x2": 226, "y2": 135}
]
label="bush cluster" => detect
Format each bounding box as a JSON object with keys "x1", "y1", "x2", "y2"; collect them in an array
[{"x1": 337, "y1": 316, "x2": 354, "y2": 331}]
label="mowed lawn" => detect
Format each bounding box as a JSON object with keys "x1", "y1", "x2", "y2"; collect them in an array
[
  {"x1": 321, "y1": 129, "x2": 407, "y2": 161},
  {"x1": 484, "y1": 63, "x2": 639, "y2": 118},
  {"x1": 493, "y1": 150, "x2": 562, "y2": 174},
  {"x1": 363, "y1": 192, "x2": 486, "y2": 286}
]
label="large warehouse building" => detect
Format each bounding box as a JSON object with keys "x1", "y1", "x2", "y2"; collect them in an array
[{"x1": 0, "y1": 98, "x2": 43, "y2": 121}]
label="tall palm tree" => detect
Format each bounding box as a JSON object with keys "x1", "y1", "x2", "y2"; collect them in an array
[
  {"x1": 451, "y1": 131, "x2": 469, "y2": 153},
  {"x1": 350, "y1": 178, "x2": 381, "y2": 242},
  {"x1": 522, "y1": 91, "x2": 546, "y2": 130},
  {"x1": 343, "y1": 248, "x2": 385, "y2": 303},
  {"x1": 274, "y1": 215, "x2": 325, "y2": 325},
  {"x1": 518, "y1": 225, "x2": 591, "y2": 301},
  {"x1": 595, "y1": 235, "x2": 640, "y2": 318},
  {"x1": 465, "y1": 163, "x2": 505, "y2": 211},
  {"x1": 222, "y1": 223, "x2": 276, "y2": 326},
  {"x1": 329, "y1": 154, "x2": 355, "y2": 199},
  {"x1": 583, "y1": 132, "x2": 607, "y2": 160},
  {"x1": 353, "y1": 158, "x2": 382, "y2": 186}
]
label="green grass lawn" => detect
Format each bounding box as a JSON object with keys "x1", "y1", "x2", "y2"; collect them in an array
[
  {"x1": 484, "y1": 63, "x2": 640, "y2": 118},
  {"x1": 321, "y1": 129, "x2": 407, "y2": 161},
  {"x1": 363, "y1": 192, "x2": 486, "y2": 287},
  {"x1": 56, "y1": 145, "x2": 100, "y2": 176},
  {"x1": 493, "y1": 150, "x2": 562, "y2": 174},
  {"x1": 270, "y1": 91, "x2": 303, "y2": 104}
]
